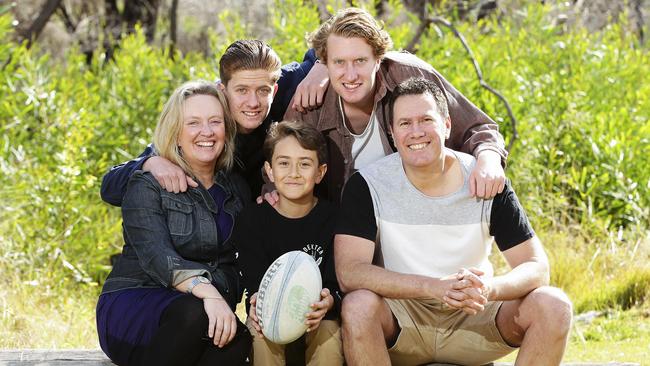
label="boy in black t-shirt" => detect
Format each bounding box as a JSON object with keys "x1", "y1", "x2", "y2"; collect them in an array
[{"x1": 232, "y1": 121, "x2": 343, "y2": 365}]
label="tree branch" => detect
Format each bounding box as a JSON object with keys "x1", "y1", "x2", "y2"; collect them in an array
[
  {"x1": 57, "y1": 2, "x2": 77, "y2": 33},
  {"x1": 20, "y1": 0, "x2": 62, "y2": 49},
  {"x1": 632, "y1": 0, "x2": 645, "y2": 45},
  {"x1": 313, "y1": 0, "x2": 331, "y2": 23},
  {"x1": 169, "y1": 0, "x2": 179, "y2": 59},
  {"x1": 124, "y1": 0, "x2": 160, "y2": 42},
  {"x1": 406, "y1": 15, "x2": 519, "y2": 151},
  {"x1": 375, "y1": 0, "x2": 386, "y2": 18}
]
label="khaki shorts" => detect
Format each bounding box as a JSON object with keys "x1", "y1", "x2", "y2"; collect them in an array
[
  {"x1": 248, "y1": 319, "x2": 343, "y2": 366},
  {"x1": 385, "y1": 298, "x2": 517, "y2": 365}
]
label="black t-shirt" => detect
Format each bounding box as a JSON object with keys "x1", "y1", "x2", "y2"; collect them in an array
[
  {"x1": 337, "y1": 173, "x2": 535, "y2": 252},
  {"x1": 233, "y1": 120, "x2": 269, "y2": 200},
  {"x1": 232, "y1": 200, "x2": 341, "y2": 318}
]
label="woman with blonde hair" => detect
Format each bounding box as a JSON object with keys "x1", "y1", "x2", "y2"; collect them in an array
[{"x1": 97, "y1": 80, "x2": 251, "y2": 365}]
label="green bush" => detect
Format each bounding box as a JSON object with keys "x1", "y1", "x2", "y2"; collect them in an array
[
  {"x1": 0, "y1": 24, "x2": 215, "y2": 288},
  {"x1": 412, "y1": 5, "x2": 649, "y2": 235}
]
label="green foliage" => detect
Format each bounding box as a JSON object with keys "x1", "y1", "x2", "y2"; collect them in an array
[
  {"x1": 411, "y1": 5, "x2": 649, "y2": 234},
  {"x1": 575, "y1": 267, "x2": 650, "y2": 313},
  {"x1": 542, "y1": 230, "x2": 650, "y2": 313},
  {"x1": 499, "y1": 304, "x2": 650, "y2": 362},
  {"x1": 0, "y1": 1, "x2": 649, "y2": 355},
  {"x1": 210, "y1": 10, "x2": 250, "y2": 59},
  {"x1": 578, "y1": 307, "x2": 650, "y2": 343},
  {"x1": 0, "y1": 20, "x2": 215, "y2": 293},
  {"x1": 268, "y1": 0, "x2": 320, "y2": 62}
]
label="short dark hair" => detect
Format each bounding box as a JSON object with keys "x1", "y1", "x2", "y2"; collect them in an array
[
  {"x1": 263, "y1": 120, "x2": 328, "y2": 165},
  {"x1": 219, "y1": 40, "x2": 282, "y2": 85},
  {"x1": 389, "y1": 77, "x2": 450, "y2": 125}
]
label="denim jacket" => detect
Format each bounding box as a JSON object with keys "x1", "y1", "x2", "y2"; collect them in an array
[{"x1": 100, "y1": 170, "x2": 250, "y2": 308}]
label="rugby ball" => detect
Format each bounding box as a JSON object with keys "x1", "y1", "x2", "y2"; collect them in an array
[{"x1": 255, "y1": 250, "x2": 322, "y2": 344}]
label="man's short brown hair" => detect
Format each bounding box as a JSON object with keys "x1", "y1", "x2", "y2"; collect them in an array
[
  {"x1": 309, "y1": 7, "x2": 393, "y2": 63},
  {"x1": 389, "y1": 77, "x2": 450, "y2": 125},
  {"x1": 263, "y1": 120, "x2": 328, "y2": 165},
  {"x1": 218, "y1": 40, "x2": 282, "y2": 85}
]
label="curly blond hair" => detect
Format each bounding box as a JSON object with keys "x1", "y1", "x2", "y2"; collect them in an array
[{"x1": 309, "y1": 7, "x2": 393, "y2": 63}]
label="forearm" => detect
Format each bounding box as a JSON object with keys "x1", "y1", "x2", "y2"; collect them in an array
[
  {"x1": 335, "y1": 233, "x2": 450, "y2": 300},
  {"x1": 283, "y1": 102, "x2": 308, "y2": 122},
  {"x1": 101, "y1": 160, "x2": 145, "y2": 206},
  {"x1": 476, "y1": 146, "x2": 506, "y2": 168},
  {"x1": 488, "y1": 261, "x2": 549, "y2": 301},
  {"x1": 100, "y1": 145, "x2": 154, "y2": 206},
  {"x1": 338, "y1": 261, "x2": 446, "y2": 300},
  {"x1": 172, "y1": 269, "x2": 211, "y2": 287},
  {"x1": 269, "y1": 49, "x2": 316, "y2": 121},
  {"x1": 472, "y1": 133, "x2": 507, "y2": 167}
]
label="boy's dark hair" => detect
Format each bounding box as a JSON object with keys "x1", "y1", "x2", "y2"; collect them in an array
[
  {"x1": 219, "y1": 40, "x2": 282, "y2": 85},
  {"x1": 263, "y1": 120, "x2": 328, "y2": 165},
  {"x1": 389, "y1": 77, "x2": 450, "y2": 124}
]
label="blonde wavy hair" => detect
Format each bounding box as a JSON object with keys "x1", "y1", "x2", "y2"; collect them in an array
[
  {"x1": 309, "y1": 7, "x2": 393, "y2": 63},
  {"x1": 153, "y1": 80, "x2": 236, "y2": 178}
]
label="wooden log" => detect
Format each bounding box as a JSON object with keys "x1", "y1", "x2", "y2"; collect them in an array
[
  {"x1": 0, "y1": 349, "x2": 641, "y2": 366},
  {"x1": 0, "y1": 349, "x2": 113, "y2": 365}
]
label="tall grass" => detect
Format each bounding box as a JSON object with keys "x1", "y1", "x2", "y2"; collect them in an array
[{"x1": 0, "y1": 1, "x2": 648, "y2": 354}]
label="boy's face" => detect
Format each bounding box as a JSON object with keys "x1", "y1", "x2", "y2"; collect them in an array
[
  {"x1": 325, "y1": 34, "x2": 381, "y2": 110},
  {"x1": 222, "y1": 69, "x2": 278, "y2": 134},
  {"x1": 264, "y1": 136, "x2": 326, "y2": 203}
]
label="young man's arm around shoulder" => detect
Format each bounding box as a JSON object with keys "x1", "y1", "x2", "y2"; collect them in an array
[{"x1": 101, "y1": 144, "x2": 197, "y2": 206}]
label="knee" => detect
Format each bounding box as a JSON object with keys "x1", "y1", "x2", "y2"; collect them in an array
[
  {"x1": 341, "y1": 289, "x2": 383, "y2": 329},
  {"x1": 226, "y1": 328, "x2": 252, "y2": 359},
  {"x1": 165, "y1": 296, "x2": 208, "y2": 333},
  {"x1": 526, "y1": 286, "x2": 573, "y2": 335}
]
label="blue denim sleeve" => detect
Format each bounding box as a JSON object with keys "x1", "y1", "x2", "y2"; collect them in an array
[
  {"x1": 121, "y1": 173, "x2": 210, "y2": 287},
  {"x1": 100, "y1": 144, "x2": 155, "y2": 207},
  {"x1": 268, "y1": 48, "x2": 317, "y2": 122}
]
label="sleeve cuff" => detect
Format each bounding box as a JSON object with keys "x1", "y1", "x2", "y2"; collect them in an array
[
  {"x1": 132, "y1": 147, "x2": 157, "y2": 171},
  {"x1": 132, "y1": 156, "x2": 149, "y2": 171},
  {"x1": 303, "y1": 48, "x2": 317, "y2": 63},
  {"x1": 172, "y1": 269, "x2": 211, "y2": 287},
  {"x1": 474, "y1": 145, "x2": 508, "y2": 168}
]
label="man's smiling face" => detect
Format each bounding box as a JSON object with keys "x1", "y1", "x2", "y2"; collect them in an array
[
  {"x1": 326, "y1": 35, "x2": 381, "y2": 110},
  {"x1": 223, "y1": 69, "x2": 278, "y2": 134},
  {"x1": 391, "y1": 92, "x2": 450, "y2": 170}
]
